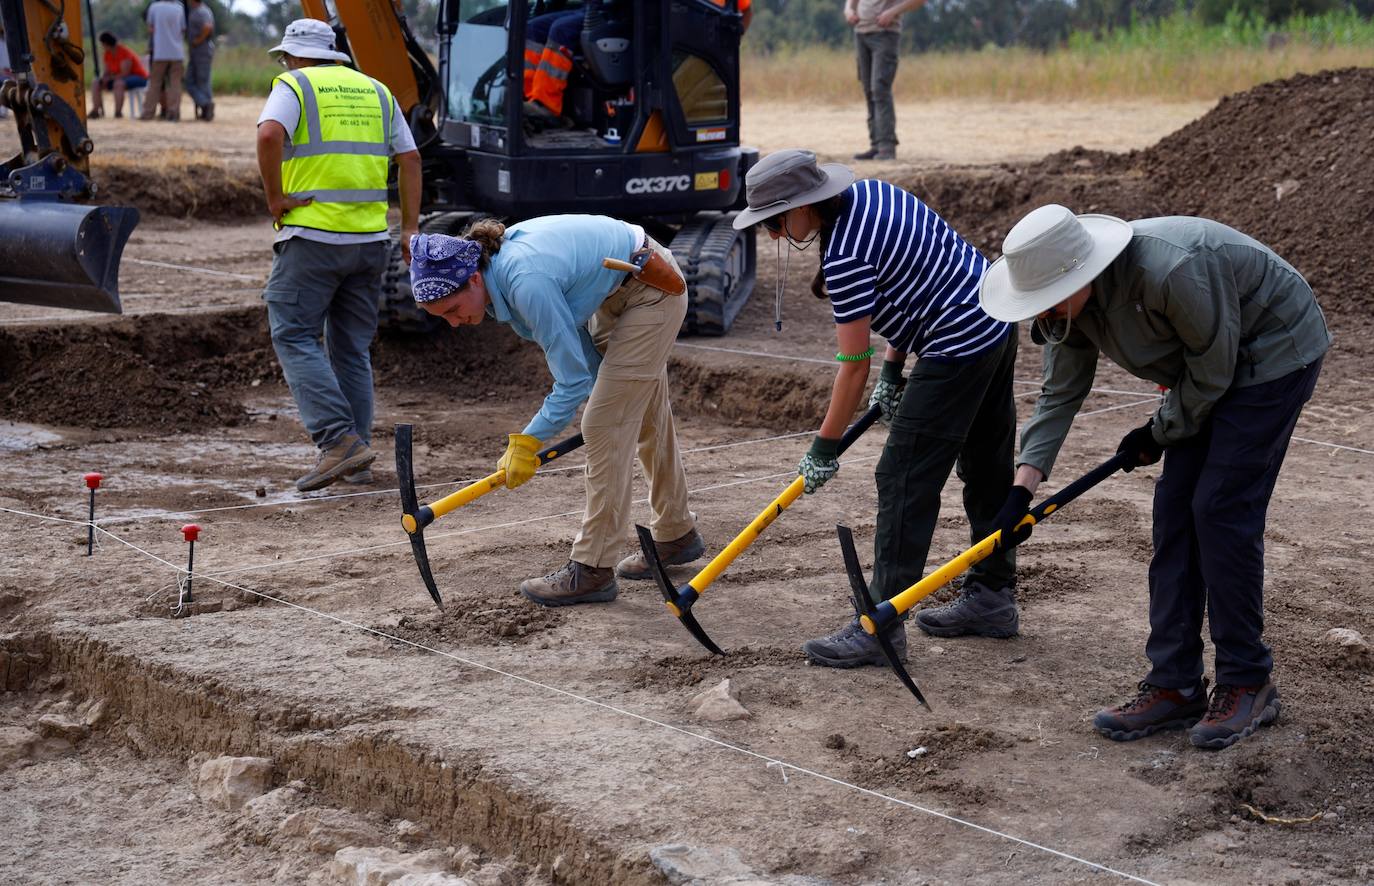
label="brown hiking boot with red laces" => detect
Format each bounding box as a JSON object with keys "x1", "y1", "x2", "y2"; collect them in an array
[
  {"x1": 1188, "y1": 682, "x2": 1280, "y2": 750},
  {"x1": 1092, "y1": 679, "x2": 1209, "y2": 741}
]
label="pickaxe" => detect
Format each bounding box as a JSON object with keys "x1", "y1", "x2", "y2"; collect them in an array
[
  {"x1": 836, "y1": 450, "x2": 1134, "y2": 708},
  {"x1": 638, "y1": 403, "x2": 883, "y2": 655},
  {"x1": 395, "y1": 424, "x2": 585, "y2": 609}
]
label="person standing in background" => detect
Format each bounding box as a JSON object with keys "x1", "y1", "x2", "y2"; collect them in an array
[
  {"x1": 141, "y1": 0, "x2": 186, "y2": 121},
  {"x1": 185, "y1": 0, "x2": 215, "y2": 121},
  {"x1": 843, "y1": 0, "x2": 925, "y2": 161}
]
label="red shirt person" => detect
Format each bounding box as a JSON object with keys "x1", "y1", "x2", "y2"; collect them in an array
[{"x1": 90, "y1": 31, "x2": 149, "y2": 118}]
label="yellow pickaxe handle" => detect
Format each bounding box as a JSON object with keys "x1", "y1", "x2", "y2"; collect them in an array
[
  {"x1": 858, "y1": 451, "x2": 1134, "y2": 634},
  {"x1": 666, "y1": 403, "x2": 883, "y2": 616},
  {"x1": 401, "y1": 432, "x2": 585, "y2": 535},
  {"x1": 685, "y1": 475, "x2": 806, "y2": 594}
]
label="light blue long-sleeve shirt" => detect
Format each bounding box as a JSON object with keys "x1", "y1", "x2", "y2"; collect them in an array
[{"x1": 481, "y1": 215, "x2": 640, "y2": 442}]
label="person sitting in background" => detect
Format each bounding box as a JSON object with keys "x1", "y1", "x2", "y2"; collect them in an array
[{"x1": 89, "y1": 31, "x2": 149, "y2": 119}]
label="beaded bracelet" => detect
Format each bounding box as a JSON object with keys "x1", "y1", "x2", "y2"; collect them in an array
[{"x1": 835, "y1": 347, "x2": 875, "y2": 363}]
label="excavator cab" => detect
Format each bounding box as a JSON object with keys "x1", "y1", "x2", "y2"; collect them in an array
[
  {"x1": 416, "y1": 0, "x2": 757, "y2": 334},
  {"x1": 0, "y1": 0, "x2": 138, "y2": 313}
]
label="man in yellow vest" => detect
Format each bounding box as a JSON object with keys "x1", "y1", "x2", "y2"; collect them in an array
[{"x1": 255, "y1": 18, "x2": 422, "y2": 492}]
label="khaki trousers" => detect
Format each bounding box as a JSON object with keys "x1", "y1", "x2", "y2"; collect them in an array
[{"x1": 571, "y1": 239, "x2": 694, "y2": 567}]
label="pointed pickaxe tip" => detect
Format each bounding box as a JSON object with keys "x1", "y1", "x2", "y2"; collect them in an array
[
  {"x1": 836, "y1": 524, "x2": 931, "y2": 711},
  {"x1": 635, "y1": 524, "x2": 725, "y2": 656}
]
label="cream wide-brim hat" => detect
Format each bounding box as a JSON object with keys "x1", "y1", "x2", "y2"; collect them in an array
[
  {"x1": 268, "y1": 18, "x2": 353, "y2": 63},
  {"x1": 978, "y1": 204, "x2": 1134, "y2": 323},
  {"x1": 732, "y1": 149, "x2": 855, "y2": 230}
]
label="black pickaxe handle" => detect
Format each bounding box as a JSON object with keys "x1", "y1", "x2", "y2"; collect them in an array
[
  {"x1": 639, "y1": 403, "x2": 883, "y2": 656},
  {"x1": 836, "y1": 450, "x2": 1133, "y2": 706},
  {"x1": 395, "y1": 424, "x2": 584, "y2": 609}
]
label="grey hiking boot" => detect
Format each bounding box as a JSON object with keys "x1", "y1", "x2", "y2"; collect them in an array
[
  {"x1": 615, "y1": 528, "x2": 707, "y2": 580},
  {"x1": 296, "y1": 433, "x2": 376, "y2": 492},
  {"x1": 915, "y1": 580, "x2": 1019, "y2": 638},
  {"x1": 520, "y1": 560, "x2": 618, "y2": 607},
  {"x1": 1188, "y1": 682, "x2": 1281, "y2": 750},
  {"x1": 802, "y1": 617, "x2": 907, "y2": 668}
]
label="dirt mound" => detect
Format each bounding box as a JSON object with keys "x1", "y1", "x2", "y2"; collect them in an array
[
  {"x1": 900, "y1": 67, "x2": 1374, "y2": 353},
  {"x1": 382, "y1": 594, "x2": 565, "y2": 648},
  {"x1": 0, "y1": 308, "x2": 273, "y2": 430},
  {"x1": 95, "y1": 156, "x2": 262, "y2": 221}
]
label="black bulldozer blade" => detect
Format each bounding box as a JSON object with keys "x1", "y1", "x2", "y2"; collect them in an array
[
  {"x1": 0, "y1": 201, "x2": 139, "y2": 313},
  {"x1": 836, "y1": 524, "x2": 930, "y2": 710},
  {"x1": 636, "y1": 523, "x2": 723, "y2": 655},
  {"x1": 395, "y1": 424, "x2": 444, "y2": 610}
]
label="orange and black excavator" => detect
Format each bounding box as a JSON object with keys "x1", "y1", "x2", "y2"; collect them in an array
[
  {"x1": 0, "y1": 0, "x2": 138, "y2": 312},
  {"x1": 0, "y1": 0, "x2": 756, "y2": 335}
]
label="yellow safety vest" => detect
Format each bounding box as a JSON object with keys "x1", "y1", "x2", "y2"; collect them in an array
[{"x1": 275, "y1": 64, "x2": 394, "y2": 233}]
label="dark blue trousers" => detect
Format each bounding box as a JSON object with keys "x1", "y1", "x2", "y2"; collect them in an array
[{"x1": 1145, "y1": 358, "x2": 1322, "y2": 689}]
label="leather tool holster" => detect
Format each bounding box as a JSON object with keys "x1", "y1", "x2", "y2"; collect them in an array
[{"x1": 624, "y1": 245, "x2": 687, "y2": 296}]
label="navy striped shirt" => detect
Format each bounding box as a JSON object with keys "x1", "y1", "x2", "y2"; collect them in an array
[{"x1": 824, "y1": 180, "x2": 1008, "y2": 360}]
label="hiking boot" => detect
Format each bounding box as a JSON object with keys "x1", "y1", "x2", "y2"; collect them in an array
[
  {"x1": 874, "y1": 147, "x2": 897, "y2": 161},
  {"x1": 201, "y1": 101, "x2": 214, "y2": 122},
  {"x1": 342, "y1": 467, "x2": 374, "y2": 486},
  {"x1": 853, "y1": 147, "x2": 878, "y2": 160},
  {"x1": 1189, "y1": 682, "x2": 1280, "y2": 750},
  {"x1": 1093, "y1": 679, "x2": 1209, "y2": 741},
  {"x1": 615, "y1": 528, "x2": 706, "y2": 580},
  {"x1": 295, "y1": 433, "x2": 376, "y2": 492},
  {"x1": 802, "y1": 616, "x2": 906, "y2": 668},
  {"x1": 520, "y1": 560, "x2": 618, "y2": 607},
  {"x1": 914, "y1": 580, "x2": 1019, "y2": 638}
]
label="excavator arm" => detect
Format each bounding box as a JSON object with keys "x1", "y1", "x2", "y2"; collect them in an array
[
  {"x1": 0, "y1": 0, "x2": 138, "y2": 313},
  {"x1": 302, "y1": 0, "x2": 441, "y2": 149}
]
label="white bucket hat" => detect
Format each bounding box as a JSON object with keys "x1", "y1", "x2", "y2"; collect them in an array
[
  {"x1": 268, "y1": 18, "x2": 352, "y2": 64},
  {"x1": 732, "y1": 149, "x2": 855, "y2": 230},
  {"x1": 978, "y1": 204, "x2": 1133, "y2": 322}
]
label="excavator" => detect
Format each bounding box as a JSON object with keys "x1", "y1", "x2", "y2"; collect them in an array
[
  {"x1": 0, "y1": 0, "x2": 757, "y2": 335},
  {"x1": 0, "y1": 0, "x2": 138, "y2": 312}
]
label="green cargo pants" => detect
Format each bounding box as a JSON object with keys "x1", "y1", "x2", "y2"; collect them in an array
[{"x1": 868, "y1": 328, "x2": 1018, "y2": 603}]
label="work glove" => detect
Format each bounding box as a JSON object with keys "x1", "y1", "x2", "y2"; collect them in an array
[
  {"x1": 869, "y1": 359, "x2": 907, "y2": 426},
  {"x1": 1117, "y1": 420, "x2": 1165, "y2": 473},
  {"x1": 798, "y1": 436, "x2": 841, "y2": 495},
  {"x1": 497, "y1": 433, "x2": 542, "y2": 489},
  {"x1": 992, "y1": 485, "x2": 1035, "y2": 550}
]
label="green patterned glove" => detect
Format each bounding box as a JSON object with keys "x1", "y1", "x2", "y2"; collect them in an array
[
  {"x1": 798, "y1": 436, "x2": 841, "y2": 494},
  {"x1": 869, "y1": 359, "x2": 907, "y2": 425}
]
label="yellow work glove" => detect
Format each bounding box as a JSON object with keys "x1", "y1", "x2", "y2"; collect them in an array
[{"x1": 497, "y1": 433, "x2": 542, "y2": 489}]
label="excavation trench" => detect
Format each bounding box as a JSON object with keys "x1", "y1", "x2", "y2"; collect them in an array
[{"x1": 0, "y1": 630, "x2": 655, "y2": 885}]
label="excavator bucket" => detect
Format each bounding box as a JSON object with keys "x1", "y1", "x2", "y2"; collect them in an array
[{"x1": 0, "y1": 200, "x2": 139, "y2": 314}]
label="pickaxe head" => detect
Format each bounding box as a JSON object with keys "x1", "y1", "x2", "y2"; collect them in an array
[
  {"x1": 835, "y1": 524, "x2": 930, "y2": 710},
  {"x1": 395, "y1": 424, "x2": 444, "y2": 610},
  {"x1": 635, "y1": 524, "x2": 724, "y2": 656}
]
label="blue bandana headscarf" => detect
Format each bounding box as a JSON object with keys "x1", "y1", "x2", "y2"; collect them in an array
[{"x1": 409, "y1": 233, "x2": 483, "y2": 303}]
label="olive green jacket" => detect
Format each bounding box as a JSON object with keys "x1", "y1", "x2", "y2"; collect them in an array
[{"x1": 1019, "y1": 217, "x2": 1331, "y2": 479}]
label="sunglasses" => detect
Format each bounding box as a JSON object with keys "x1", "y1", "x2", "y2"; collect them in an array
[{"x1": 761, "y1": 215, "x2": 783, "y2": 234}]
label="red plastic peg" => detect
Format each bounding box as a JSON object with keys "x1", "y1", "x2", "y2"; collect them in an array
[
  {"x1": 84, "y1": 472, "x2": 103, "y2": 490},
  {"x1": 181, "y1": 524, "x2": 202, "y2": 543},
  {"x1": 84, "y1": 472, "x2": 104, "y2": 556}
]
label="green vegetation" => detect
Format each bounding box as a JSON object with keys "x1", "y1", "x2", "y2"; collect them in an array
[
  {"x1": 745, "y1": 8, "x2": 1374, "y2": 102},
  {"x1": 209, "y1": 44, "x2": 280, "y2": 96}
]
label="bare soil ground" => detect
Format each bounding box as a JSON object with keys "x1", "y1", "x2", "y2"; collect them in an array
[{"x1": 2, "y1": 79, "x2": 1372, "y2": 885}]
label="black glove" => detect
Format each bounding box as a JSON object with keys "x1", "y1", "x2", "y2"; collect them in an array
[
  {"x1": 1117, "y1": 420, "x2": 1165, "y2": 472},
  {"x1": 992, "y1": 485, "x2": 1034, "y2": 550}
]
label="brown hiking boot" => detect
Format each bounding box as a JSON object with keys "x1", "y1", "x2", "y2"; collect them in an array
[
  {"x1": 1189, "y1": 682, "x2": 1280, "y2": 750},
  {"x1": 520, "y1": 561, "x2": 618, "y2": 607},
  {"x1": 615, "y1": 528, "x2": 706, "y2": 580},
  {"x1": 295, "y1": 433, "x2": 376, "y2": 492},
  {"x1": 1093, "y1": 679, "x2": 1209, "y2": 741}
]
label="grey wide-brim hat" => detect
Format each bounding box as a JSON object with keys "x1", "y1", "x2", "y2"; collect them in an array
[
  {"x1": 732, "y1": 149, "x2": 855, "y2": 230},
  {"x1": 979, "y1": 204, "x2": 1133, "y2": 322},
  {"x1": 269, "y1": 18, "x2": 352, "y2": 63}
]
